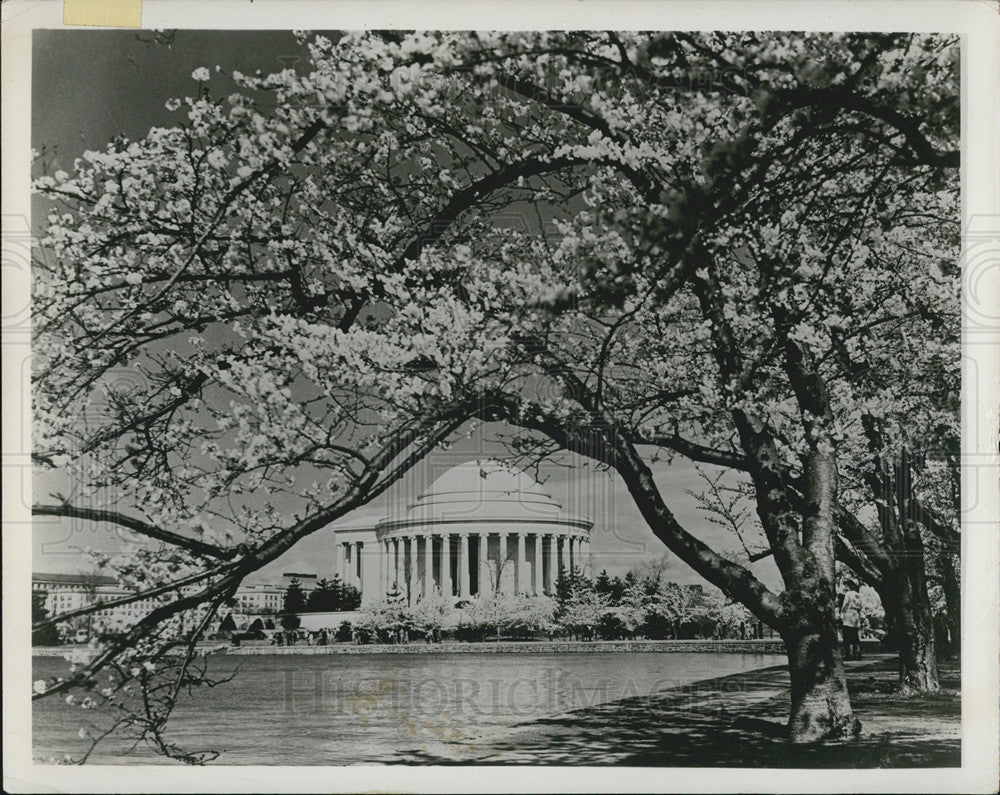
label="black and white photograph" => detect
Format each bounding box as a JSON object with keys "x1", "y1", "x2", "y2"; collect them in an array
[{"x1": 3, "y1": 1, "x2": 998, "y2": 792}]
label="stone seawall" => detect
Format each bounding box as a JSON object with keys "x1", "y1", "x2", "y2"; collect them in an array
[
  {"x1": 35, "y1": 639, "x2": 888, "y2": 659},
  {"x1": 218, "y1": 639, "x2": 789, "y2": 655}
]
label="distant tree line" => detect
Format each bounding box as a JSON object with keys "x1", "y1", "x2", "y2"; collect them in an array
[
  {"x1": 554, "y1": 565, "x2": 764, "y2": 641},
  {"x1": 276, "y1": 575, "x2": 361, "y2": 628},
  {"x1": 352, "y1": 561, "x2": 773, "y2": 644}
]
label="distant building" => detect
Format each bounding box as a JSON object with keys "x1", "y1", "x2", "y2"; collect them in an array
[
  {"x1": 331, "y1": 459, "x2": 593, "y2": 605},
  {"x1": 33, "y1": 571, "x2": 199, "y2": 638},
  {"x1": 32, "y1": 572, "x2": 117, "y2": 616},
  {"x1": 31, "y1": 571, "x2": 309, "y2": 640},
  {"x1": 233, "y1": 582, "x2": 285, "y2": 615}
]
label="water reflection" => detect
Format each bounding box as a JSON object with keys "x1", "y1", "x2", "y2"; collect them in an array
[{"x1": 34, "y1": 651, "x2": 784, "y2": 764}]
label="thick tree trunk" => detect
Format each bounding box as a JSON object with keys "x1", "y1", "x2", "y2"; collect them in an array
[
  {"x1": 897, "y1": 614, "x2": 939, "y2": 692},
  {"x1": 877, "y1": 565, "x2": 939, "y2": 691},
  {"x1": 938, "y1": 552, "x2": 961, "y2": 659},
  {"x1": 502, "y1": 341, "x2": 858, "y2": 743},
  {"x1": 895, "y1": 451, "x2": 940, "y2": 692},
  {"x1": 782, "y1": 445, "x2": 859, "y2": 743},
  {"x1": 785, "y1": 627, "x2": 860, "y2": 743},
  {"x1": 893, "y1": 565, "x2": 939, "y2": 692},
  {"x1": 864, "y1": 448, "x2": 939, "y2": 692}
]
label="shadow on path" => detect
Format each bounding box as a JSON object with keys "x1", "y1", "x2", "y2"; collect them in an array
[{"x1": 397, "y1": 655, "x2": 960, "y2": 767}]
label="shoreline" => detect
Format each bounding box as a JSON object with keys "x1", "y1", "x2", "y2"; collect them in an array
[
  {"x1": 221, "y1": 638, "x2": 791, "y2": 655},
  {"x1": 34, "y1": 638, "x2": 792, "y2": 658}
]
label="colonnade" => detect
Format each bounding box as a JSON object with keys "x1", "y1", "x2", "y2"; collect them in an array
[
  {"x1": 336, "y1": 531, "x2": 590, "y2": 602},
  {"x1": 337, "y1": 540, "x2": 364, "y2": 590}
]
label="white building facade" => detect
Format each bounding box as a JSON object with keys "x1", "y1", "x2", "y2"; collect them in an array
[
  {"x1": 332, "y1": 460, "x2": 593, "y2": 605},
  {"x1": 32, "y1": 572, "x2": 309, "y2": 640}
]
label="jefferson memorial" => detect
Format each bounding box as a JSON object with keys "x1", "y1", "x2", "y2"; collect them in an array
[{"x1": 331, "y1": 460, "x2": 593, "y2": 604}]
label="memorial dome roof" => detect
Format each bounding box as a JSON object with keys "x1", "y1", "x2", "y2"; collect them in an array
[{"x1": 377, "y1": 460, "x2": 591, "y2": 531}]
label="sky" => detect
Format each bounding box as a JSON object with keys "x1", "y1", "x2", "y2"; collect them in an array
[{"x1": 30, "y1": 29, "x2": 783, "y2": 593}]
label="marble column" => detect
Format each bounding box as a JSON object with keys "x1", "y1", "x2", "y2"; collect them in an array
[
  {"x1": 379, "y1": 540, "x2": 387, "y2": 594},
  {"x1": 498, "y1": 533, "x2": 508, "y2": 594},
  {"x1": 459, "y1": 533, "x2": 470, "y2": 597},
  {"x1": 517, "y1": 532, "x2": 527, "y2": 593},
  {"x1": 391, "y1": 538, "x2": 399, "y2": 588},
  {"x1": 334, "y1": 543, "x2": 342, "y2": 586},
  {"x1": 560, "y1": 535, "x2": 570, "y2": 574},
  {"x1": 389, "y1": 539, "x2": 396, "y2": 591},
  {"x1": 547, "y1": 534, "x2": 558, "y2": 594},
  {"x1": 407, "y1": 536, "x2": 418, "y2": 603},
  {"x1": 424, "y1": 534, "x2": 433, "y2": 598},
  {"x1": 533, "y1": 534, "x2": 543, "y2": 595},
  {"x1": 478, "y1": 533, "x2": 490, "y2": 595},
  {"x1": 356, "y1": 542, "x2": 364, "y2": 589},
  {"x1": 441, "y1": 534, "x2": 452, "y2": 596}
]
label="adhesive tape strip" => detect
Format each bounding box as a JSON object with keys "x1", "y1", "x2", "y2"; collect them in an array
[{"x1": 63, "y1": 0, "x2": 142, "y2": 27}]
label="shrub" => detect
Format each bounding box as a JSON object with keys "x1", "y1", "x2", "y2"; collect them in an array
[{"x1": 335, "y1": 620, "x2": 353, "y2": 642}]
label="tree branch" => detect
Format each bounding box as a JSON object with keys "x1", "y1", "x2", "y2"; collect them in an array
[
  {"x1": 629, "y1": 430, "x2": 748, "y2": 470},
  {"x1": 33, "y1": 503, "x2": 235, "y2": 560},
  {"x1": 480, "y1": 391, "x2": 787, "y2": 628},
  {"x1": 777, "y1": 85, "x2": 958, "y2": 169}
]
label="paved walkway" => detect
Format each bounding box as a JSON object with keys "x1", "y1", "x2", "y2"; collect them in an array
[{"x1": 397, "y1": 655, "x2": 961, "y2": 767}]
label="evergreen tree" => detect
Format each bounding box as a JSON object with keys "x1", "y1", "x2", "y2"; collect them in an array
[
  {"x1": 339, "y1": 582, "x2": 362, "y2": 611},
  {"x1": 305, "y1": 575, "x2": 362, "y2": 612},
  {"x1": 281, "y1": 577, "x2": 307, "y2": 628},
  {"x1": 608, "y1": 575, "x2": 627, "y2": 605},
  {"x1": 32, "y1": 591, "x2": 61, "y2": 646}
]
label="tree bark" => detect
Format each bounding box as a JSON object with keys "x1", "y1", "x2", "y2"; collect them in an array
[
  {"x1": 891, "y1": 451, "x2": 940, "y2": 692},
  {"x1": 938, "y1": 552, "x2": 961, "y2": 659},
  {"x1": 893, "y1": 565, "x2": 939, "y2": 692},
  {"x1": 864, "y1": 552, "x2": 939, "y2": 692},
  {"x1": 780, "y1": 444, "x2": 859, "y2": 742},
  {"x1": 860, "y1": 433, "x2": 940, "y2": 693},
  {"x1": 869, "y1": 556, "x2": 939, "y2": 692},
  {"x1": 785, "y1": 626, "x2": 860, "y2": 743},
  {"x1": 896, "y1": 602, "x2": 939, "y2": 692}
]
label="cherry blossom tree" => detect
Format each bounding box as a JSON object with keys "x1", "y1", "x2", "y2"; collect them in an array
[
  {"x1": 444, "y1": 31, "x2": 957, "y2": 735},
  {"x1": 33, "y1": 30, "x2": 958, "y2": 754},
  {"x1": 31, "y1": 36, "x2": 535, "y2": 756}
]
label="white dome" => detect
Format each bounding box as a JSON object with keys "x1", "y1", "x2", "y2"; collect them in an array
[{"x1": 403, "y1": 459, "x2": 561, "y2": 521}]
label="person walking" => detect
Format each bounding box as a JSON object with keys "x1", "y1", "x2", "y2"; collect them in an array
[{"x1": 841, "y1": 579, "x2": 863, "y2": 660}]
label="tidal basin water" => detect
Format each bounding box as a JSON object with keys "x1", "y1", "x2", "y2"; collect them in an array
[{"x1": 34, "y1": 651, "x2": 785, "y2": 764}]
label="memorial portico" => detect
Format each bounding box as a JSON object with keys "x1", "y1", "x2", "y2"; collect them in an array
[{"x1": 330, "y1": 460, "x2": 593, "y2": 605}]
